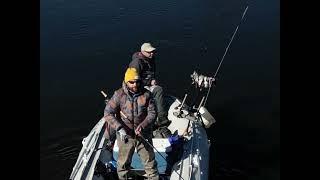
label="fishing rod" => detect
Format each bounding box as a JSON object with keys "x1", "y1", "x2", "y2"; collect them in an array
[{"x1": 203, "y1": 5, "x2": 249, "y2": 106}]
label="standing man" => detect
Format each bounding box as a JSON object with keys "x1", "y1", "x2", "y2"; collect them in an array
[
  {"x1": 129, "y1": 43, "x2": 171, "y2": 135},
  {"x1": 104, "y1": 68, "x2": 159, "y2": 180}
]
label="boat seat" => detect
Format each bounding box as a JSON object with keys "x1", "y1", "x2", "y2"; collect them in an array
[{"x1": 167, "y1": 99, "x2": 191, "y2": 136}]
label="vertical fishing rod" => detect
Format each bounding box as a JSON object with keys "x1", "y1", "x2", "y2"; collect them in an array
[{"x1": 203, "y1": 5, "x2": 249, "y2": 106}]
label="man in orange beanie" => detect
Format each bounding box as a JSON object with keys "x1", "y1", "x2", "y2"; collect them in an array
[{"x1": 104, "y1": 68, "x2": 159, "y2": 180}]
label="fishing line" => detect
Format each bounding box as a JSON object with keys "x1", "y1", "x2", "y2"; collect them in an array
[{"x1": 203, "y1": 5, "x2": 249, "y2": 106}]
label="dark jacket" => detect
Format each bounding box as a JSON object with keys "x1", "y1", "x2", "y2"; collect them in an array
[
  {"x1": 104, "y1": 82, "x2": 157, "y2": 136},
  {"x1": 129, "y1": 52, "x2": 156, "y2": 86}
]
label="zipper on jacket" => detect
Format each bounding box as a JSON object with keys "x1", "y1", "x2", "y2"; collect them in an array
[{"x1": 131, "y1": 98, "x2": 135, "y2": 139}]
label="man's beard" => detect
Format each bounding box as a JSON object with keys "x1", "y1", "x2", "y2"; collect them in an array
[{"x1": 128, "y1": 86, "x2": 138, "y2": 93}]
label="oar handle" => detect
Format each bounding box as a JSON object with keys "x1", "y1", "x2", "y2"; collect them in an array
[
  {"x1": 100, "y1": 90, "x2": 107, "y2": 98},
  {"x1": 120, "y1": 111, "x2": 127, "y2": 119}
]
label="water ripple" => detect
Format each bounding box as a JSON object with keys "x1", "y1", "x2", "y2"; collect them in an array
[
  {"x1": 40, "y1": 129, "x2": 86, "y2": 162},
  {"x1": 64, "y1": 17, "x2": 90, "y2": 40}
]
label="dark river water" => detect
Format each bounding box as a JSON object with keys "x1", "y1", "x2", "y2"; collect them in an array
[{"x1": 40, "y1": 0, "x2": 280, "y2": 179}]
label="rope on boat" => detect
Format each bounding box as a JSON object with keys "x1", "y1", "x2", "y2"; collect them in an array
[{"x1": 203, "y1": 5, "x2": 249, "y2": 106}]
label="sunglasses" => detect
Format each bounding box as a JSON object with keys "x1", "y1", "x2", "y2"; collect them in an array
[{"x1": 128, "y1": 80, "x2": 141, "y2": 84}]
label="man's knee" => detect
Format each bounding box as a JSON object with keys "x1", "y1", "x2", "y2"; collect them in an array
[{"x1": 152, "y1": 85, "x2": 163, "y2": 94}]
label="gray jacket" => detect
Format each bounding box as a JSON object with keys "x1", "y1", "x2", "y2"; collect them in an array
[{"x1": 129, "y1": 52, "x2": 156, "y2": 86}]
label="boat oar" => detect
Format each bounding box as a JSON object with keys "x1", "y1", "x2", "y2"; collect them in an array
[
  {"x1": 138, "y1": 135, "x2": 185, "y2": 180},
  {"x1": 100, "y1": 90, "x2": 109, "y2": 104}
]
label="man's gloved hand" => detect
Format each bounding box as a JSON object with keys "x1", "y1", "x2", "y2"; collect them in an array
[
  {"x1": 117, "y1": 128, "x2": 128, "y2": 142},
  {"x1": 135, "y1": 125, "x2": 143, "y2": 136}
]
